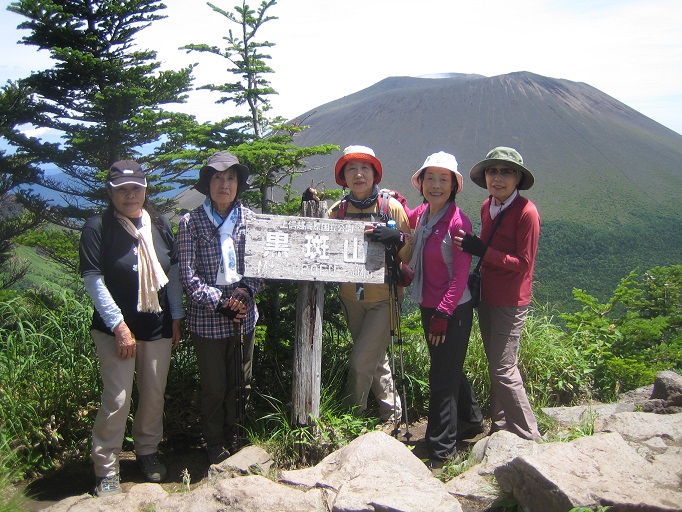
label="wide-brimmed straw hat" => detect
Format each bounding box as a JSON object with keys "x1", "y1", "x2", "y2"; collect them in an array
[
  {"x1": 334, "y1": 145, "x2": 383, "y2": 187},
  {"x1": 469, "y1": 146, "x2": 535, "y2": 190},
  {"x1": 195, "y1": 151, "x2": 250, "y2": 195},
  {"x1": 411, "y1": 151, "x2": 463, "y2": 194}
]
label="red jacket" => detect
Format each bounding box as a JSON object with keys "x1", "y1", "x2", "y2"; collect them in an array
[{"x1": 480, "y1": 195, "x2": 540, "y2": 306}]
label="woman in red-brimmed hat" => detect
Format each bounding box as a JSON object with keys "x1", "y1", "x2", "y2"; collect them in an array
[{"x1": 322, "y1": 145, "x2": 412, "y2": 428}]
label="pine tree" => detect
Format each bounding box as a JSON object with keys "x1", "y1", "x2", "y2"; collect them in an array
[
  {"x1": 6, "y1": 0, "x2": 201, "y2": 226},
  {"x1": 0, "y1": 81, "x2": 50, "y2": 292},
  {"x1": 183, "y1": 0, "x2": 337, "y2": 213}
]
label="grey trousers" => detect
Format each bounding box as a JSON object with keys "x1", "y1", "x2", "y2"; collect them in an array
[{"x1": 478, "y1": 301, "x2": 541, "y2": 441}]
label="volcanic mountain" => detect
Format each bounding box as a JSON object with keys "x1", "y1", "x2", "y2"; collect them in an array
[{"x1": 287, "y1": 71, "x2": 682, "y2": 225}]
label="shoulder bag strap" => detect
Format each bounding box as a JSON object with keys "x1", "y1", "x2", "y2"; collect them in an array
[{"x1": 472, "y1": 206, "x2": 507, "y2": 273}]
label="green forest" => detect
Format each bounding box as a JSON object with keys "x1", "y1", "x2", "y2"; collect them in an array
[{"x1": 1, "y1": 1, "x2": 681, "y2": 511}]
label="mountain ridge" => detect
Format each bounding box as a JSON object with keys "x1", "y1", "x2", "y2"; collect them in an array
[{"x1": 288, "y1": 72, "x2": 682, "y2": 227}]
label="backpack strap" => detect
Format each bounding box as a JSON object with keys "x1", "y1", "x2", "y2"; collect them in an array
[
  {"x1": 335, "y1": 198, "x2": 349, "y2": 220},
  {"x1": 377, "y1": 191, "x2": 392, "y2": 223},
  {"x1": 336, "y1": 191, "x2": 392, "y2": 222}
]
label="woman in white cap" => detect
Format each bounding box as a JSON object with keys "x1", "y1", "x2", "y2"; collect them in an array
[
  {"x1": 80, "y1": 160, "x2": 184, "y2": 496},
  {"x1": 326, "y1": 145, "x2": 412, "y2": 428},
  {"x1": 400, "y1": 152, "x2": 484, "y2": 464},
  {"x1": 178, "y1": 151, "x2": 264, "y2": 464},
  {"x1": 455, "y1": 146, "x2": 541, "y2": 441}
]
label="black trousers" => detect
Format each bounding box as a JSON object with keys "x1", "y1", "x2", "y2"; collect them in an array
[{"x1": 421, "y1": 301, "x2": 483, "y2": 460}]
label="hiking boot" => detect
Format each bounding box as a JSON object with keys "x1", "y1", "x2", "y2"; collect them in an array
[
  {"x1": 136, "y1": 452, "x2": 167, "y2": 483},
  {"x1": 206, "y1": 444, "x2": 230, "y2": 465},
  {"x1": 95, "y1": 473, "x2": 122, "y2": 497},
  {"x1": 457, "y1": 422, "x2": 485, "y2": 441},
  {"x1": 427, "y1": 458, "x2": 448, "y2": 477}
]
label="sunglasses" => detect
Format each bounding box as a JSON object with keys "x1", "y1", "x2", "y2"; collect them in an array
[{"x1": 485, "y1": 167, "x2": 517, "y2": 177}]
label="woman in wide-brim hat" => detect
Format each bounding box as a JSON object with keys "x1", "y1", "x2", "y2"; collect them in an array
[
  {"x1": 80, "y1": 160, "x2": 184, "y2": 496},
  {"x1": 177, "y1": 151, "x2": 264, "y2": 465},
  {"x1": 455, "y1": 146, "x2": 542, "y2": 442}
]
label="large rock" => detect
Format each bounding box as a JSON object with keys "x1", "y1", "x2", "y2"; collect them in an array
[
  {"x1": 651, "y1": 370, "x2": 682, "y2": 400},
  {"x1": 282, "y1": 431, "x2": 461, "y2": 512},
  {"x1": 495, "y1": 432, "x2": 682, "y2": 512},
  {"x1": 445, "y1": 431, "x2": 545, "y2": 510},
  {"x1": 542, "y1": 402, "x2": 636, "y2": 426}
]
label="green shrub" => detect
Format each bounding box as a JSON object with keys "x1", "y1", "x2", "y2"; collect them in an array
[{"x1": 0, "y1": 287, "x2": 98, "y2": 477}]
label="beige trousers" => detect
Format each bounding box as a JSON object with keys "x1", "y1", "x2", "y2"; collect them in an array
[
  {"x1": 90, "y1": 330, "x2": 172, "y2": 477},
  {"x1": 341, "y1": 298, "x2": 402, "y2": 421}
]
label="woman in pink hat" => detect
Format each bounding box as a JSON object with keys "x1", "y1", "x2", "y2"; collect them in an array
[
  {"x1": 395, "y1": 151, "x2": 484, "y2": 464},
  {"x1": 324, "y1": 145, "x2": 412, "y2": 428},
  {"x1": 455, "y1": 146, "x2": 541, "y2": 442}
]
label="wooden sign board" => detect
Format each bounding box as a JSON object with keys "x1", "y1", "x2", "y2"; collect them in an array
[{"x1": 244, "y1": 214, "x2": 385, "y2": 283}]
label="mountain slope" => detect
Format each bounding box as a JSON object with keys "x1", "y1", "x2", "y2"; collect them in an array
[{"x1": 289, "y1": 72, "x2": 682, "y2": 225}]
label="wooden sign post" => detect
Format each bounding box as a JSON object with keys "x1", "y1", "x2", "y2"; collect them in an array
[{"x1": 244, "y1": 208, "x2": 385, "y2": 426}]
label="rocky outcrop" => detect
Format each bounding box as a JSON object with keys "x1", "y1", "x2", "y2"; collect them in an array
[{"x1": 42, "y1": 371, "x2": 682, "y2": 512}]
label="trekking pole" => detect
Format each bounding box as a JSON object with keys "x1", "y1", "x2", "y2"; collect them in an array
[
  {"x1": 393, "y1": 276, "x2": 411, "y2": 441},
  {"x1": 235, "y1": 321, "x2": 246, "y2": 450},
  {"x1": 384, "y1": 222, "x2": 410, "y2": 439},
  {"x1": 387, "y1": 252, "x2": 400, "y2": 438}
]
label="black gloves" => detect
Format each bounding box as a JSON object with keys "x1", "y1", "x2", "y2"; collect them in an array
[
  {"x1": 460, "y1": 233, "x2": 487, "y2": 257},
  {"x1": 231, "y1": 286, "x2": 252, "y2": 303},
  {"x1": 370, "y1": 225, "x2": 405, "y2": 248},
  {"x1": 216, "y1": 286, "x2": 251, "y2": 320},
  {"x1": 302, "y1": 187, "x2": 319, "y2": 202},
  {"x1": 216, "y1": 295, "x2": 240, "y2": 320}
]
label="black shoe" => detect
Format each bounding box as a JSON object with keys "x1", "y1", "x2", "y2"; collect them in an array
[
  {"x1": 207, "y1": 444, "x2": 230, "y2": 465},
  {"x1": 227, "y1": 426, "x2": 241, "y2": 454},
  {"x1": 136, "y1": 452, "x2": 167, "y2": 482},
  {"x1": 457, "y1": 422, "x2": 485, "y2": 441}
]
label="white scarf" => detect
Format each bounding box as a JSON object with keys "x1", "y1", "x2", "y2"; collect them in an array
[
  {"x1": 115, "y1": 210, "x2": 169, "y2": 313},
  {"x1": 408, "y1": 204, "x2": 449, "y2": 304},
  {"x1": 203, "y1": 199, "x2": 242, "y2": 285}
]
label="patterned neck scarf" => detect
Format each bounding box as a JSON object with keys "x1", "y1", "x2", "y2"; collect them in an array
[{"x1": 346, "y1": 184, "x2": 380, "y2": 210}]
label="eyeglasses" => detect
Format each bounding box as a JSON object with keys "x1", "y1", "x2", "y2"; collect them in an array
[{"x1": 485, "y1": 167, "x2": 517, "y2": 177}]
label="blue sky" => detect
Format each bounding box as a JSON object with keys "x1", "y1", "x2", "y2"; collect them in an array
[{"x1": 1, "y1": 0, "x2": 681, "y2": 135}]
